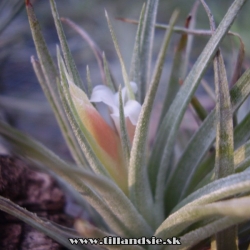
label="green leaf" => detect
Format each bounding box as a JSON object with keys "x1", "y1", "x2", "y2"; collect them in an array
[
  {"x1": 234, "y1": 112, "x2": 250, "y2": 149},
  {"x1": 181, "y1": 108, "x2": 250, "y2": 198},
  {"x1": 129, "y1": 10, "x2": 179, "y2": 228},
  {"x1": 58, "y1": 164, "x2": 153, "y2": 238},
  {"x1": 129, "y1": 3, "x2": 146, "y2": 103},
  {"x1": 188, "y1": 138, "x2": 250, "y2": 193},
  {"x1": 173, "y1": 170, "x2": 250, "y2": 213},
  {"x1": 199, "y1": 2, "x2": 236, "y2": 246},
  {"x1": 26, "y1": 2, "x2": 87, "y2": 167},
  {"x1": 103, "y1": 52, "x2": 117, "y2": 91},
  {"x1": 165, "y1": 216, "x2": 245, "y2": 250},
  {"x1": 206, "y1": 8, "x2": 234, "y2": 181},
  {"x1": 105, "y1": 10, "x2": 135, "y2": 100},
  {"x1": 140, "y1": 0, "x2": 159, "y2": 101},
  {"x1": 155, "y1": 196, "x2": 250, "y2": 246},
  {"x1": 50, "y1": 0, "x2": 84, "y2": 90},
  {"x1": 164, "y1": 68, "x2": 250, "y2": 214},
  {"x1": 31, "y1": 57, "x2": 87, "y2": 167},
  {"x1": 149, "y1": 1, "x2": 247, "y2": 213},
  {"x1": 155, "y1": 171, "x2": 250, "y2": 241},
  {"x1": 235, "y1": 140, "x2": 250, "y2": 172},
  {"x1": 118, "y1": 86, "x2": 131, "y2": 166},
  {"x1": 190, "y1": 96, "x2": 208, "y2": 121},
  {"x1": 30, "y1": 142, "x2": 153, "y2": 238},
  {"x1": 185, "y1": 152, "x2": 215, "y2": 196},
  {"x1": 0, "y1": 121, "x2": 146, "y2": 238},
  {"x1": 182, "y1": 1, "x2": 200, "y2": 78},
  {"x1": 57, "y1": 49, "x2": 111, "y2": 177},
  {"x1": 158, "y1": 14, "x2": 190, "y2": 124},
  {"x1": 230, "y1": 34, "x2": 245, "y2": 86},
  {"x1": 26, "y1": 2, "x2": 59, "y2": 109},
  {"x1": 159, "y1": 6, "x2": 207, "y2": 125},
  {"x1": 28, "y1": 146, "x2": 154, "y2": 239}
]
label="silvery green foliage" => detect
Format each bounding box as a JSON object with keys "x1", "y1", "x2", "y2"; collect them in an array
[{"x1": 0, "y1": 0, "x2": 250, "y2": 249}]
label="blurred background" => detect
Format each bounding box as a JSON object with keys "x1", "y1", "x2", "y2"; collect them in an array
[{"x1": 1, "y1": 0, "x2": 250, "y2": 160}]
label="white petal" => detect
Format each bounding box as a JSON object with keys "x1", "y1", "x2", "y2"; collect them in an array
[
  {"x1": 90, "y1": 85, "x2": 116, "y2": 111},
  {"x1": 90, "y1": 83, "x2": 141, "y2": 137},
  {"x1": 114, "y1": 81, "x2": 138, "y2": 106},
  {"x1": 130, "y1": 81, "x2": 138, "y2": 93},
  {"x1": 124, "y1": 100, "x2": 141, "y2": 125}
]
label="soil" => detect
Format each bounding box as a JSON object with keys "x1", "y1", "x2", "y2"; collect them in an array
[{"x1": 0, "y1": 155, "x2": 74, "y2": 250}]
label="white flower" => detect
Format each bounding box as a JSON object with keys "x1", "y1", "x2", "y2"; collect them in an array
[{"x1": 90, "y1": 82, "x2": 141, "y2": 142}]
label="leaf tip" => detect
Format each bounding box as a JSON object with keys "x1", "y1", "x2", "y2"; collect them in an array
[
  {"x1": 104, "y1": 9, "x2": 108, "y2": 17},
  {"x1": 25, "y1": 0, "x2": 32, "y2": 6}
]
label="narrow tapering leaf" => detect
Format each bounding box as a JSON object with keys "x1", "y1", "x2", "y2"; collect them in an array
[
  {"x1": 188, "y1": 139, "x2": 250, "y2": 193},
  {"x1": 158, "y1": 14, "x2": 190, "y2": 124},
  {"x1": 230, "y1": 34, "x2": 245, "y2": 86},
  {"x1": 129, "y1": 3, "x2": 146, "y2": 103},
  {"x1": 26, "y1": 2, "x2": 87, "y2": 167},
  {"x1": 58, "y1": 49, "x2": 129, "y2": 193},
  {"x1": 204, "y1": 9, "x2": 234, "y2": 181},
  {"x1": 164, "y1": 68, "x2": 250, "y2": 213},
  {"x1": 129, "y1": 10, "x2": 179, "y2": 227},
  {"x1": 173, "y1": 170, "x2": 250, "y2": 214},
  {"x1": 140, "y1": 0, "x2": 159, "y2": 101},
  {"x1": 31, "y1": 57, "x2": 88, "y2": 167},
  {"x1": 234, "y1": 111, "x2": 250, "y2": 149},
  {"x1": 50, "y1": 0, "x2": 84, "y2": 90},
  {"x1": 233, "y1": 143, "x2": 250, "y2": 173},
  {"x1": 57, "y1": 49, "x2": 111, "y2": 178},
  {"x1": 190, "y1": 96, "x2": 208, "y2": 121},
  {"x1": 150, "y1": 1, "x2": 247, "y2": 212},
  {"x1": 164, "y1": 216, "x2": 245, "y2": 250},
  {"x1": 53, "y1": 163, "x2": 153, "y2": 238},
  {"x1": 182, "y1": 0, "x2": 200, "y2": 78},
  {"x1": 103, "y1": 52, "x2": 117, "y2": 91},
  {"x1": 155, "y1": 171, "x2": 250, "y2": 242},
  {"x1": 155, "y1": 196, "x2": 250, "y2": 244},
  {"x1": 105, "y1": 10, "x2": 135, "y2": 100},
  {"x1": 26, "y1": 2, "x2": 58, "y2": 106},
  {"x1": 184, "y1": 152, "x2": 215, "y2": 195},
  {"x1": 202, "y1": 1, "x2": 236, "y2": 246},
  {"x1": 118, "y1": 86, "x2": 131, "y2": 166}
]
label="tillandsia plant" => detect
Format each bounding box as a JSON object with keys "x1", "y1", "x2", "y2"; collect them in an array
[{"x1": 1, "y1": 0, "x2": 250, "y2": 249}]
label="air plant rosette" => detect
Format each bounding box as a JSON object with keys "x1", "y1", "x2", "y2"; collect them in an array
[{"x1": 1, "y1": 0, "x2": 250, "y2": 249}]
